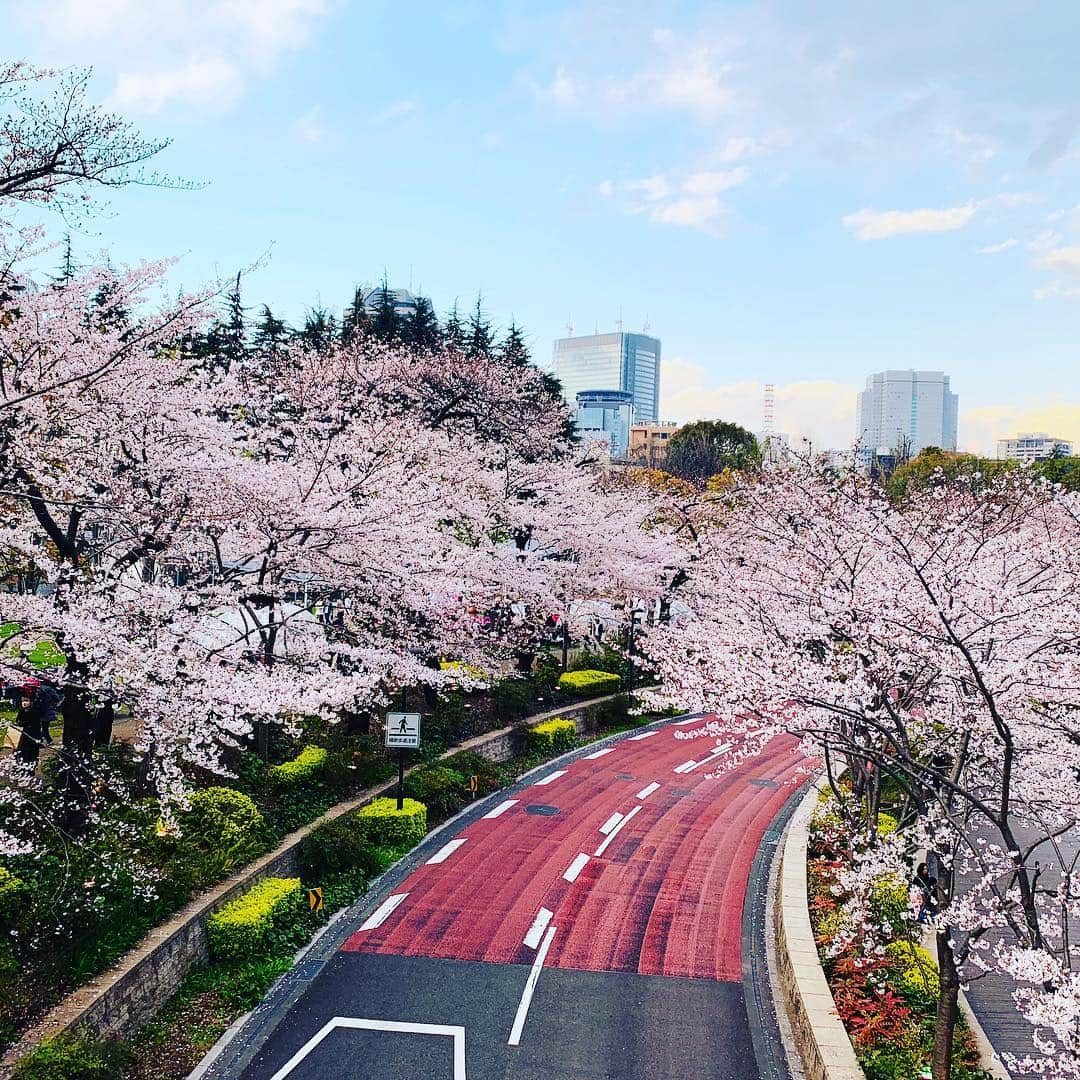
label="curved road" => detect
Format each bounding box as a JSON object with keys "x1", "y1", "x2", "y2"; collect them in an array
[{"x1": 218, "y1": 717, "x2": 804, "y2": 1080}]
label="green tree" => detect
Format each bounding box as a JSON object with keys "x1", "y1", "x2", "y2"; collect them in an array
[
  {"x1": 1033, "y1": 455, "x2": 1080, "y2": 490},
  {"x1": 370, "y1": 277, "x2": 400, "y2": 341},
  {"x1": 499, "y1": 320, "x2": 530, "y2": 366},
  {"x1": 403, "y1": 294, "x2": 439, "y2": 349},
  {"x1": 341, "y1": 286, "x2": 370, "y2": 345},
  {"x1": 465, "y1": 295, "x2": 494, "y2": 357},
  {"x1": 886, "y1": 447, "x2": 1015, "y2": 502},
  {"x1": 298, "y1": 307, "x2": 337, "y2": 352},
  {"x1": 442, "y1": 301, "x2": 466, "y2": 351},
  {"x1": 252, "y1": 304, "x2": 290, "y2": 354},
  {"x1": 664, "y1": 420, "x2": 760, "y2": 484}
]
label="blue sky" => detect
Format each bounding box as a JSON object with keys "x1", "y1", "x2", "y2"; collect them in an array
[{"x1": 7, "y1": 0, "x2": 1080, "y2": 453}]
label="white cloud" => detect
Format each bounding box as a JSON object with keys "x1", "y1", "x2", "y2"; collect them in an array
[
  {"x1": 19, "y1": 0, "x2": 331, "y2": 113},
  {"x1": 373, "y1": 99, "x2": 418, "y2": 124},
  {"x1": 960, "y1": 402, "x2": 1080, "y2": 456},
  {"x1": 843, "y1": 203, "x2": 979, "y2": 241},
  {"x1": 293, "y1": 104, "x2": 326, "y2": 144},
  {"x1": 659, "y1": 358, "x2": 859, "y2": 450},
  {"x1": 648, "y1": 196, "x2": 723, "y2": 230},
  {"x1": 682, "y1": 167, "x2": 749, "y2": 196},
  {"x1": 975, "y1": 237, "x2": 1017, "y2": 255},
  {"x1": 604, "y1": 167, "x2": 749, "y2": 234},
  {"x1": 1034, "y1": 245, "x2": 1080, "y2": 275},
  {"x1": 111, "y1": 56, "x2": 242, "y2": 112},
  {"x1": 1033, "y1": 281, "x2": 1080, "y2": 300}
]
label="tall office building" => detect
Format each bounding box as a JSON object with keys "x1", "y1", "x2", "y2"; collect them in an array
[
  {"x1": 856, "y1": 370, "x2": 958, "y2": 457},
  {"x1": 575, "y1": 390, "x2": 635, "y2": 459},
  {"x1": 552, "y1": 332, "x2": 661, "y2": 424}
]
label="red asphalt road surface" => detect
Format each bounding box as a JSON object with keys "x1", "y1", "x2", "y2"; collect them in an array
[{"x1": 343, "y1": 720, "x2": 803, "y2": 982}]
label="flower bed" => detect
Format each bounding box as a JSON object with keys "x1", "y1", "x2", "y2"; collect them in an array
[{"x1": 807, "y1": 795, "x2": 991, "y2": 1080}]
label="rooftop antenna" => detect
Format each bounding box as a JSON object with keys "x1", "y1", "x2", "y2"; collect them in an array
[
  {"x1": 615, "y1": 307, "x2": 623, "y2": 334},
  {"x1": 642, "y1": 312, "x2": 651, "y2": 334},
  {"x1": 763, "y1": 382, "x2": 776, "y2": 435},
  {"x1": 566, "y1": 315, "x2": 574, "y2": 336},
  {"x1": 594, "y1": 321, "x2": 598, "y2": 336}
]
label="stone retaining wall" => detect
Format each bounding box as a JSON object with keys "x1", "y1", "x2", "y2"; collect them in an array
[
  {"x1": 0, "y1": 692, "x2": 625, "y2": 1075},
  {"x1": 775, "y1": 778, "x2": 865, "y2": 1080}
]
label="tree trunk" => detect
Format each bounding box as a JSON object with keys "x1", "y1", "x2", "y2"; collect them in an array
[
  {"x1": 58, "y1": 689, "x2": 97, "y2": 835},
  {"x1": 931, "y1": 928, "x2": 960, "y2": 1080},
  {"x1": 561, "y1": 621, "x2": 569, "y2": 671}
]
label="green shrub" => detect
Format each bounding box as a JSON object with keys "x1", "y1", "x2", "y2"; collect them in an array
[
  {"x1": 584, "y1": 694, "x2": 630, "y2": 729},
  {"x1": 353, "y1": 797, "x2": 427, "y2": 851},
  {"x1": 439, "y1": 661, "x2": 488, "y2": 686},
  {"x1": 403, "y1": 767, "x2": 468, "y2": 821},
  {"x1": 869, "y1": 874, "x2": 910, "y2": 933},
  {"x1": 206, "y1": 877, "x2": 302, "y2": 961},
  {"x1": 876, "y1": 812, "x2": 899, "y2": 836},
  {"x1": 526, "y1": 718, "x2": 577, "y2": 755},
  {"x1": 0, "y1": 867, "x2": 23, "y2": 921},
  {"x1": 886, "y1": 940, "x2": 940, "y2": 1004},
  {"x1": 176, "y1": 787, "x2": 266, "y2": 881},
  {"x1": 442, "y1": 750, "x2": 503, "y2": 796},
  {"x1": 13, "y1": 1032, "x2": 131, "y2": 1080},
  {"x1": 269, "y1": 745, "x2": 328, "y2": 787},
  {"x1": 557, "y1": 670, "x2": 621, "y2": 697}
]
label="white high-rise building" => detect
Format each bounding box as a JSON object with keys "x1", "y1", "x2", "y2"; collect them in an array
[
  {"x1": 996, "y1": 432, "x2": 1073, "y2": 462},
  {"x1": 856, "y1": 370, "x2": 958, "y2": 458}
]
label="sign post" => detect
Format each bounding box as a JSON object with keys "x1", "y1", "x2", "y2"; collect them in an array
[{"x1": 386, "y1": 712, "x2": 421, "y2": 810}]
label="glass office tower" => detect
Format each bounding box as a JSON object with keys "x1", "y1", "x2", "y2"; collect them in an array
[
  {"x1": 552, "y1": 332, "x2": 661, "y2": 424},
  {"x1": 855, "y1": 369, "x2": 958, "y2": 456}
]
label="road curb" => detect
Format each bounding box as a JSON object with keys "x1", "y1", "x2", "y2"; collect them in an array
[{"x1": 774, "y1": 777, "x2": 865, "y2": 1080}]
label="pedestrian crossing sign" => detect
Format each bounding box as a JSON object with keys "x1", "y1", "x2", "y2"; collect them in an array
[{"x1": 386, "y1": 712, "x2": 421, "y2": 748}]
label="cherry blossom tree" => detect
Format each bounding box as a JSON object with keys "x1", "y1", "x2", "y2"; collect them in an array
[{"x1": 642, "y1": 461, "x2": 1080, "y2": 1078}]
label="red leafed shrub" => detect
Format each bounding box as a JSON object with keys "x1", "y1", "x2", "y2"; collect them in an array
[{"x1": 834, "y1": 985, "x2": 912, "y2": 1048}]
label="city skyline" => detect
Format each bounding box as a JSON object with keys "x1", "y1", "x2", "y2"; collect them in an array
[{"x1": 5, "y1": 1, "x2": 1079, "y2": 457}]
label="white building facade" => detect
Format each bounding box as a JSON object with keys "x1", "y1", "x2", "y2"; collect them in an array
[
  {"x1": 856, "y1": 369, "x2": 958, "y2": 458},
  {"x1": 996, "y1": 432, "x2": 1073, "y2": 462}
]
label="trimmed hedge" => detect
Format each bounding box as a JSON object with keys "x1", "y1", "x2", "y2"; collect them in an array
[
  {"x1": 353, "y1": 797, "x2": 427, "y2": 850},
  {"x1": 270, "y1": 745, "x2": 328, "y2": 787},
  {"x1": 176, "y1": 787, "x2": 266, "y2": 878},
  {"x1": 886, "y1": 940, "x2": 940, "y2": 1003},
  {"x1": 403, "y1": 766, "x2": 468, "y2": 821},
  {"x1": 558, "y1": 669, "x2": 621, "y2": 697},
  {"x1": 527, "y1": 718, "x2": 577, "y2": 755},
  {"x1": 206, "y1": 877, "x2": 302, "y2": 961}
]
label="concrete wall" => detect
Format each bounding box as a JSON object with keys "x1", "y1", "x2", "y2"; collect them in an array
[{"x1": 0, "y1": 694, "x2": 620, "y2": 1075}]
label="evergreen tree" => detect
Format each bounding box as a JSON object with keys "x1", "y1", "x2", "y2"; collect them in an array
[
  {"x1": 370, "y1": 277, "x2": 400, "y2": 341},
  {"x1": 299, "y1": 307, "x2": 337, "y2": 352},
  {"x1": 465, "y1": 295, "x2": 494, "y2": 357},
  {"x1": 442, "y1": 300, "x2": 466, "y2": 352},
  {"x1": 253, "y1": 304, "x2": 290, "y2": 354},
  {"x1": 499, "y1": 320, "x2": 530, "y2": 366},
  {"x1": 341, "y1": 286, "x2": 371, "y2": 345},
  {"x1": 52, "y1": 234, "x2": 77, "y2": 286},
  {"x1": 218, "y1": 273, "x2": 248, "y2": 369},
  {"x1": 403, "y1": 294, "x2": 439, "y2": 349}
]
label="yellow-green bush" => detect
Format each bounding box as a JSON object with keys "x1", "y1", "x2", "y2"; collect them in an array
[
  {"x1": 439, "y1": 660, "x2": 488, "y2": 685},
  {"x1": 353, "y1": 797, "x2": 427, "y2": 851},
  {"x1": 876, "y1": 812, "x2": 899, "y2": 836},
  {"x1": 176, "y1": 787, "x2": 266, "y2": 880},
  {"x1": 206, "y1": 877, "x2": 301, "y2": 960},
  {"x1": 0, "y1": 867, "x2": 22, "y2": 920},
  {"x1": 270, "y1": 745, "x2": 328, "y2": 787},
  {"x1": 886, "y1": 939, "x2": 940, "y2": 1002},
  {"x1": 527, "y1": 717, "x2": 577, "y2": 755},
  {"x1": 870, "y1": 874, "x2": 910, "y2": 932},
  {"x1": 558, "y1": 670, "x2": 621, "y2": 697}
]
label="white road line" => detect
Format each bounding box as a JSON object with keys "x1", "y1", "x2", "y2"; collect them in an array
[
  {"x1": 523, "y1": 906, "x2": 554, "y2": 949},
  {"x1": 533, "y1": 769, "x2": 566, "y2": 786},
  {"x1": 628, "y1": 730, "x2": 657, "y2": 740},
  {"x1": 636, "y1": 782, "x2": 661, "y2": 800},
  {"x1": 268, "y1": 1018, "x2": 466, "y2": 1080},
  {"x1": 681, "y1": 742, "x2": 734, "y2": 773},
  {"x1": 583, "y1": 747, "x2": 615, "y2": 759},
  {"x1": 562, "y1": 853, "x2": 590, "y2": 882},
  {"x1": 599, "y1": 812, "x2": 624, "y2": 835},
  {"x1": 482, "y1": 798, "x2": 518, "y2": 819},
  {"x1": 593, "y1": 804, "x2": 642, "y2": 857},
  {"x1": 673, "y1": 759, "x2": 698, "y2": 774},
  {"x1": 675, "y1": 717, "x2": 702, "y2": 726},
  {"x1": 426, "y1": 838, "x2": 468, "y2": 865},
  {"x1": 357, "y1": 893, "x2": 409, "y2": 932},
  {"x1": 508, "y1": 924, "x2": 557, "y2": 1046}
]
